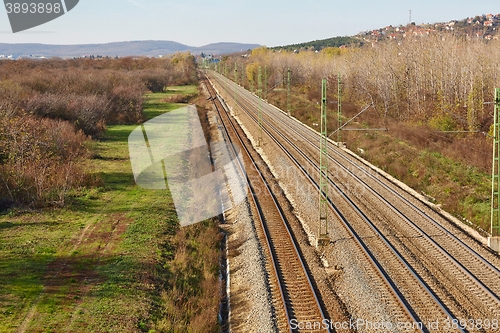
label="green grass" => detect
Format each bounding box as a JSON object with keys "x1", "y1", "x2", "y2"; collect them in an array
[
  {"x1": 350, "y1": 132, "x2": 491, "y2": 233},
  {"x1": 0, "y1": 84, "x2": 219, "y2": 333},
  {"x1": 164, "y1": 85, "x2": 198, "y2": 96},
  {"x1": 0, "y1": 122, "x2": 174, "y2": 333},
  {"x1": 143, "y1": 85, "x2": 198, "y2": 119},
  {"x1": 143, "y1": 93, "x2": 186, "y2": 119}
]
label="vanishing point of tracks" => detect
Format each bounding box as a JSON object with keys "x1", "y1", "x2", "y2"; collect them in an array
[
  {"x1": 204, "y1": 75, "x2": 330, "y2": 332},
  {"x1": 209, "y1": 70, "x2": 500, "y2": 333}
]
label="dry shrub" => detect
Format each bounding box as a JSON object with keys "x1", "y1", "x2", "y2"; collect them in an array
[
  {"x1": 153, "y1": 220, "x2": 221, "y2": 333},
  {"x1": 0, "y1": 80, "x2": 26, "y2": 117},
  {"x1": 0, "y1": 56, "x2": 198, "y2": 209},
  {"x1": 389, "y1": 121, "x2": 491, "y2": 172},
  {"x1": 0, "y1": 55, "x2": 198, "y2": 136},
  {"x1": 25, "y1": 93, "x2": 110, "y2": 136},
  {"x1": 162, "y1": 94, "x2": 194, "y2": 104},
  {"x1": 140, "y1": 69, "x2": 171, "y2": 93},
  {"x1": 0, "y1": 116, "x2": 88, "y2": 208},
  {"x1": 17, "y1": 69, "x2": 146, "y2": 134},
  {"x1": 107, "y1": 83, "x2": 144, "y2": 125}
]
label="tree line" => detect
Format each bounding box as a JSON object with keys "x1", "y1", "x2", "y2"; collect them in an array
[
  {"x1": 216, "y1": 37, "x2": 500, "y2": 230},
  {"x1": 224, "y1": 36, "x2": 500, "y2": 134}
]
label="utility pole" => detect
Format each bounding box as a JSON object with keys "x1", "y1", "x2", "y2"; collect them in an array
[
  {"x1": 234, "y1": 63, "x2": 239, "y2": 85},
  {"x1": 258, "y1": 66, "x2": 263, "y2": 146},
  {"x1": 490, "y1": 88, "x2": 500, "y2": 253},
  {"x1": 241, "y1": 63, "x2": 245, "y2": 86},
  {"x1": 202, "y1": 58, "x2": 208, "y2": 74},
  {"x1": 318, "y1": 78, "x2": 330, "y2": 247},
  {"x1": 264, "y1": 65, "x2": 268, "y2": 100},
  {"x1": 287, "y1": 68, "x2": 291, "y2": 116},
  {"x1": 337, "y1": 73, "x2": 343, "y2": 146},
  {"x1": 250, "y1": 68, "x2": 255, "y2": 94},
  {"x1": 234, "y1": 63, "x2": 238, "y2": 115}
]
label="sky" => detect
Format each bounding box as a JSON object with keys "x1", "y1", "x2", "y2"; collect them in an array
[{"x1": 0, "y1": 0, "x2": 498, "y2": 47}]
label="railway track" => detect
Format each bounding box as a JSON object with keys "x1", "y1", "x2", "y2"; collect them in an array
[
  {"x1": 203, "y1": 75, "x2": 330, "y2": 332},
  {"x1": 209, "y1": 70, "x2": 500, "y2": 332},
  {"x1": 211, "y1": 72, "x2": 500, "y2": 319},
  {"x1": 250, "y1": 83, "x2": 500, "y2": 303}
]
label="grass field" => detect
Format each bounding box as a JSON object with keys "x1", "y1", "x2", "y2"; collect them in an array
[{"x1": 0, "y1": 86, "x2": 221, "y2": 333}]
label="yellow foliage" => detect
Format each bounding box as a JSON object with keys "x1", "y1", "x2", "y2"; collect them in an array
[
  {"x1": 322, "y1": 47, "x2": 342, "y2": 57},
  {"x1": 246, "y1": 62, "x2": 259, "y2": 83},
  {"x1": 251, "y1": 46, "x2": 269, "y2": 57}
]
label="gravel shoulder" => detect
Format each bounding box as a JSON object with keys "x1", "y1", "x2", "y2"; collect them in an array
[{"x1": 201, "y1": 80, "x2": 276, "y2": 333}]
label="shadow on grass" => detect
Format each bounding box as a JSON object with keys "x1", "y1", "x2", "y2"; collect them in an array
[
  {"x1": 0, "y1": 251, "x2": 155, "y2": 332},
  {"x1": 92, "y1": 154, "x2": 129, "y2": 161},
  {"x1": 100, "y1": 171, "x2": 135, "y2": 189},
  {"x1": 0, "y1": 221, "x2": 61, "y2": 230},
  {"x1": 70, "y1": 175, "x2": 174, "y2": 219},
  {"x1": 0, "y1": 253, "x2": 53, "y2": 321},
  {"x1": 143, "y1": 102, "x2": 185, "y2": 120},
  {"x1": 99, "y1": 126, "x2": 135, "y2": 143},
  {"x1": 143, "y1": 108, "x2": 168, "y2": 120}
]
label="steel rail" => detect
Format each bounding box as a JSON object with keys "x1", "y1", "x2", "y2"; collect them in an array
[
  {"x1": 209, "y1": 72, "x2": 438, "y2": 332},
  {"x1": 205, "y1": 75, "x2": 330, "y2": 332}
]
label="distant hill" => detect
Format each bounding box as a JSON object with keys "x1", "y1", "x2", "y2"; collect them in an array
[
  {"x1": 0, "y1": 40, "x2": 261, "y2": 58},
  {"x1": 272, "y1": 36, "x2": 362, "y2": 51},
  {"x1": 357, "y1": 13, "x2": 500, "y2": 44},
  {"x1": 195, "y1": 42, "x2": 258, "y2": 55},
  {"x1": 273, "y1": 13, "x2": 500, "y2": 52}
]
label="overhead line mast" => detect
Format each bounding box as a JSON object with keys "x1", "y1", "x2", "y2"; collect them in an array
[
  {"x1": 234, "y1": 63, "x2": 238, "y2": 115},
  {"x1": 318, "y1": 78, "x2": 330, "y2": 247},
  {"x1": 490, "y1": 88, "x2": 500, "y2": 253},
  {"x1": 337, "y1": 73, "x2": 342, "y2": 145},
  {"x1": 287, "y1": 68, "x2": 291, "y2": 116},
  {"x1": 258, "y1": 66, "x2": 263, "y2": 146}
]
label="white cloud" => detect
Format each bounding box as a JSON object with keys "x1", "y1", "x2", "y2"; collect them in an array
[{"x1": 127, "y1": 0, "x2": 148, "y2": 10}]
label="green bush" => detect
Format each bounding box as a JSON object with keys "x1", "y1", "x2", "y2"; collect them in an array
[{"x1": 428, "y1": 114, "x2": 457, "y2": 132}]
